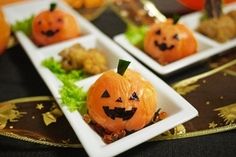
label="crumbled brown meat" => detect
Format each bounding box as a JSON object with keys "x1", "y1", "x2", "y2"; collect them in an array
[
  {"x1": 197, "y1": 15, "x2": 236, "y2": 42},
  {"x1": 83, "y1": 49, "x2": 108, "y2": 74},
  {"x1": 103, "y1": 130, "x2": 126, "y2": 144},
  {"x1": 227, "y1": 10, "x2": 236, "y2": 24},
  {"x1": 60, "y1": 44, "x2": 87, "y2": 70},
  {"x1": 59, "y1": 44, "x2": 108, "y2": 75}
]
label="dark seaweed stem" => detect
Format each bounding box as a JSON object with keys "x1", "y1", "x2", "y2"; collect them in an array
[
  {"x1": 50, "y1": 3, "x2": 57, "y2": 12},
  {"x1": 117, "y1": 59, "x2": 131, "y2": 76},
  {"x1": 205, "y1": 0, "x2": 223, "y2": 18},
  {"x1": 173, "y1": 14, "x2": 180, "y2": 24}
]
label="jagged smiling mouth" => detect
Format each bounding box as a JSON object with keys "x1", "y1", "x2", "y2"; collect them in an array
[
  {"x1": 41, "y1": 29, "x2": 60, "y2": 37},
  {"x1": 103, "y1": 106, "x2": 137, "y2": 120},
  {"x1": 154, "y1": 40, "x2": 175, "y2": 51}
]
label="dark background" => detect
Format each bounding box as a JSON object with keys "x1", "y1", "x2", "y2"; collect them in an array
[{"x1": 0, "y1": 5, "x2": 236, "y2": 157}]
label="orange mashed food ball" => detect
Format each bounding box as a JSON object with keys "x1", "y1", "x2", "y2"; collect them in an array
[
  {"x1": 0, "y1": 11, "x2": 10, "y2": 55},
  {"x1": 32, "y1": 4, "x2": 80, "y2": 46},
  {"x1": 144, "y1": 19, "x2": 197, "y2": 65},
  {"x1": 87, "y1": 69, "x2": 157, "y2": 132}
]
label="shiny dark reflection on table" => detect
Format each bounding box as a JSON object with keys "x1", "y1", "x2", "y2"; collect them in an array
[{"x1": 0, "y1": 7, "x2": 236, "y2": 157}]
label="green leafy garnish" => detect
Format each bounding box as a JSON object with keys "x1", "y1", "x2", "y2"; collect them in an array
[
  {"x1": 12, "y1": 15, "x2": 34, "y2": 36},
  {"x1": 42, "y1": 58, "x2": 86, "y2": 83},
  {"x1": 42, "y1": 57, "x2": 65, "y2": 74},
  {"x1": 58, "y1": 70, "x2": 85, "y2": 83},
  {"x1": 117, "y1": 59, "x2": 131, "y2": 76},
  {"x1": 125, "y1": 24, "x2": 149, "y2": 49},
  {"x1": 42, "y1": 57, "x2": 87, "y2": 114},
  {"x1": 60, "y1": 80, "x2": 87, "y2": 114}
]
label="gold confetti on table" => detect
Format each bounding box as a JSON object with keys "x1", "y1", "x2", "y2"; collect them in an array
[
  {"x1": 209, "y1": 121, "x2": 218, "y2": 128},
  {"x1": 36, "y1": 103, "x2": 44, "y2": 110}
]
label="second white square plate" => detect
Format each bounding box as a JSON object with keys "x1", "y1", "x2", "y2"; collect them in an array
[{"x1": 114, "y1": 2, "x2": 236, "y2": 75}]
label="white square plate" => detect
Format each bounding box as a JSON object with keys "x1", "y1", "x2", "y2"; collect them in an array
[
  {"x1": 114, "y1": 2, "x2": 236, "y2": 75},
  {"x1": 3, "y1": 0, "x2": 198, "y2": 157}
]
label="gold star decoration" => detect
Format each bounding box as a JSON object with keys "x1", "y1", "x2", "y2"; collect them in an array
[
  {"x1": 36, "y1": 103, "x2": 44, "y2": 110},
  {"x1": 209, "y1": 121, "x2": 218, "y2": 128}
]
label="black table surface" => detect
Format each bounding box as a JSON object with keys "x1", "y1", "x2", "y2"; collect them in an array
[{"x1": 0, "y1": 7, "x2": 236, "y2": 157}]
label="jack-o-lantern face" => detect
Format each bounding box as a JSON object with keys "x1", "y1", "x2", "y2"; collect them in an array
[
  {"x1": 102, "y1": 90, "x2": 138, "y2": 120},
  {"x1": 87, "y1": 69, "x2": 157, "y2": 132},
  {"x1": 153, "y1": 29, "x2": 178, "y2": 51},
  {"x1": 32, "y1": 3, "x2": 80, "y2": 46},
  {"x1": 144, "y1": 19, "x2": 197, "y2": 64}
]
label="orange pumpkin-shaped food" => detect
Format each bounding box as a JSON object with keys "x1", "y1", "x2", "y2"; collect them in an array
[
  {"x1": 64, "y1": 0, "x2": 83, "y2": 9},
  {"x1": 32, "y1": 3, "x2": 80, "y2": 46},
  {"x1": 0, "y1": 11, "x2": 10, "y2": 55},
  {"x1": 87, "y1": 61, "x2": 157, "y2": 132},
  {"x1": 144, "y1": 19, "x2": 197, "y2": 65}
]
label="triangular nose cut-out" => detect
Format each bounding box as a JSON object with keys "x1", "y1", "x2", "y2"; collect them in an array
[
  {"x1": 116, "y1": 97, "x2": 123, "y2": 102},
  {"x1": 101, "y1": 90, "x2": 110, "y2": 98}
]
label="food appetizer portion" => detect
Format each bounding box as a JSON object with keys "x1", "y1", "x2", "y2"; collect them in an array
[
  {"x1": 197, "y1": 0, "x2": 236, "y2": 42},
  {"x1": 42, "y1": 43, "x2": 108, "y2": 113},
  {"x1": 85, "y1": 60, "x2": 167, "y2": 143},
  {"x1": 13, "y1": 3, "x2": 80, "y2": 46},
  {"x1": 59, "y1": 44, "x2": 107, "y2": 75},
  {"x1": 42, "y1": 43, "x2": 108, "y2": 80},
  {"x1": 32, "y1": 3, "x2": 80, "y2": 46},
  {"x1": 117, "y1": 0, "x2": 198, "y2": 65},
  {"x1": 125, "y1": 18, "x2": 197, "y2": 65},
  {"x1": 44, "y1": 57, "x2": 167, "y2": 143},
  {"x1": 144, "y1": 19, "x2": 197, "y2": 65}
]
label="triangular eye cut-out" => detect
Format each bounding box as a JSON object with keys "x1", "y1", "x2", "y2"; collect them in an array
[
  {"x1": 129, "y1": 92, "x2": 139, "y2": 101},
  {"x1": 116, "y1": 97, "x2": 123, "y2": 102},
  {"x1": 173, "y1": 34, "x2": 179, "y2": 40},
  {"x1": 155, "y1": 29, "x2": 161, "y2": 35},
  {"x1": 101, "y1": 90, "x2": 110, "y2": 98}
]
